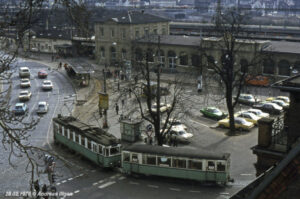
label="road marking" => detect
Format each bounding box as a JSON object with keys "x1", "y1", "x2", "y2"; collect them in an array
[
  {"x1": 98, "y1": 181, "x2": 116, "y2": 189},
  {"x1": 78, "y1": 173, "x2": 84, "y2": 177},
  {"x1": 110, "y1": 174, "x2": 120, "y2": 179},
  {"x1": 74, "y1": 190, "x2": 80, "y2": 194},
  {"x1": 98, "y1": 180, "x2": 104, "y2": 184},
  {"x1": 189, "y1": 190, "x2": 201, "y2": 193},
  {"x1": 56, "y1": 182, "x2": 61, "y2": 186},
  {"x1": 61, "y1": 180, "x2": 67, "y2": 183},
  {"x1": 147, "y1": 184, "x2": 159, "y2": 188},
  {"x1": 118, "y1": 176, "x2": 126, "y2": 180},
  {"x1": 240, "y1": 173, "x2": 252, "y2": 176},
  {"x1": 220, "y1": 192, "x2": 230, "y2": 195},
  {"x1": 169, "y1": 188, "x2": 181, "y2": 192},
  {"x1": 68, "y1": 178, "x2": 73, "y2": 181},
  {"x1": 129, "y1": 181, "x2": 139, "y2": 185},
  {"x1": 190, "y1": 119, "x2": 209, "y2": 128},
  {"x1": 93, "y1": 182, "x2": 98, "y2": 186}
]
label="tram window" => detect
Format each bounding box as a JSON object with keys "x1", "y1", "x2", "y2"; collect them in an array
[
  {"x1": 67, "y1": 129, "x2": 70, "y2": 139},
  {"x1": 58, "y1": 124, "x2": 62, "y2": 134},
  {"x1": 75, "y1": 134, "x2": 79, "y2": 143},
  {"x1": 123, "y1": 152, "x2": 130, "y2": 162},
  {"x1": 62, "y1": 126, "x2": 65, "y2": 136},
  {"x1": 81, "y1": 136, "x2": 85, "y2": 146},
  {"x1": 217, "y1": 162, "x2": 226, "y2": 172},
  {"x1": 110, "y1": 147, "x2": 120, "y2": 155},
  {"x1": 105, "y1": 148, "x2": 109, "y2": 156},
  {"x1": 92, "y1": 144, "x2": 98, "y2": 153},
  {"x1": 87, "y1": 140, "x2": 91, "y2": 150},
  {"x1": 99, "y1": 146, "x2": 103, "y2": 154},
  {"x1": 188, "y1": 160, "x2": 202, "y2": 170},
  {"x1": 207, "y1": 161, "x2": 215, "y2": 171},
  {"x1": 70, "y1": 132, "x2": 74, "y2": 141},
  {"x1": 146, "y1": 155, "x2": 156, "y2": 165},
  {"x1": 158, "y1": 156, "x2": 171, "y2": 167},
  {"x1": 131, "y1": 154, "x2": 138, "y2": 163},
  {"x1": 173, "y1": 159, "x2": 186, "y2": 169},
  {"x1": 53, "y1": 123, "x2": 58, "y2": 133}
]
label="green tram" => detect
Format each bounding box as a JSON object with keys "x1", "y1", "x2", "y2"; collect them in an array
[
  {"x1": 122, "y1": 144, "x2": 232, "y2": 184},
  {"x1": 53, "y1": 115, "x2": 121, "y2": 168}
]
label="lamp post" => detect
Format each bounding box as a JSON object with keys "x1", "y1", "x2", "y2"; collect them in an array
[{"x1": 102, "y1": 69, "x2": 108, "y2": 128}]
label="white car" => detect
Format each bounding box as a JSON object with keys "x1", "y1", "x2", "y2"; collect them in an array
[
  {"x1": 167, "y1": 126, "x2": 193, "y2": 143},
  {"x1": 247, "y1": 109, "x2": 270, "y2": 118},
  {"x1": 271, "y1": 100, "x2": 289, "y2": 109},
  {"x1": 167, "y1": 118, "x2": 187, "y2": 130},
  {"x1": 42, "y1": 80, "x2": 53, "y2": 90},
  {"x1": 19, "y1": 90, "x2": 32, "y2": 101},
  {"x1": 236, "y1": 94, "x2": 260, "y2": 105},
  {"x1": 151, "y1": 103, "x2": 171, "y2": 113},
  {"x1": 37, "y1": 101, "x2": 49, "y2": 114},
  {"x1": 20, "y1": 78, "x2": 31, "y2": 88}
]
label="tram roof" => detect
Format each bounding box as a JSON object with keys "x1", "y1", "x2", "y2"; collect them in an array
[
  {"x1": 124, "y1": 144, "x2": 230, "y2": 160},
  {"x1": 53, "y1": 116, "x2": 120, "y2": 146}
]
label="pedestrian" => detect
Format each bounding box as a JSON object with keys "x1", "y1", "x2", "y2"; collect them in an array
[
  {"x1": 117, "y1": 81, "x2": 120, "y2": 91},
  {"x1": 33, "y1": 180, "x2": 40, "y2": 196},
  {"x1": 58, "y1": 62, "x2": 62, "y2": 70},
  {"x1": 149, "y1": 137, "x2": 153, "y2": 145},
  {"x1": 51, "y1": 54, "x2": 54, "y2": 62},
  {"x1": 121, "y1": 99, "x2": 125, "y2": 108},
  {"x1": 197, "y1": 80, "x2": 202, "y2": 93},
  {"x1": 134, "y1": 75, "x2": 138, "y2": 84},
  {"x1": 174, "y1": 136, "x2": 178, "y2": 147},
  {"x1": 115, "y1": 103, "x2": 119, "y2": 115},
  {"x1": 42, "y1": 184, "x2": 48, "y2": 199},
  {"x1": 128, "y1": 88, "x2": 132, "y2": 98}
]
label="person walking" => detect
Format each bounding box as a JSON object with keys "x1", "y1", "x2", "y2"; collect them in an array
[
  {"x1": 33, "y1": 180, "x2": 40, "y2": 197},
  {"x1": 115, "y1": 103, "x2": 119, "y2": 115},
  {"x1": 174, "y1": 136, "x2": 178, "y2": 147},
  {"x1": 121, "y1": 99, "x2": 125, "y2": 109},
  {"x1": 117, "y1": 81, "x2": 120, "y2": 91}
]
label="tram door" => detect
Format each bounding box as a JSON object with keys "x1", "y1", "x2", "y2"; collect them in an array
[{"x1": 91, "y1": 142, "x2": 100, "y2": 165}]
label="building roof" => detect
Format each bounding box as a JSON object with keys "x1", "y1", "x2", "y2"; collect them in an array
[
  {"x1": 136, "y1": 35, "x2": 201, "y2": 47},
  {"x1": 32, "y1": 28, "x2": 72, "y2": 40},
  {"x1": 264, "y1": 41, "x2": 300, "y2": 55},
  {"x1": 95, "y1": 11, "x2": 170, "y2": 24},
  {"x1": 66, "y1": 59, "x2": 95, "y2": 75},
  {"x1": 272, "y1": 74, "x2": 300, "y2": 92}
]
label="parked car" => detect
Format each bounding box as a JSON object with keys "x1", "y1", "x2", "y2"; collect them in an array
[
  {"x1": 200, "y1": 107, "x2": 227, "y2": 120},
  {"x1": 13, "y1": 103, "x2": 28, "y2": 115},
  {"x1": 19, "y1": 67, "x2": 30, "y2": 78},
  {"x1": 235, "y1": 112, "x2": 261, "y2": 125},
  {"x1": 37, "y1": 101, "x2": 49, "y2": 114},
  {"x1": 151, "y1": 103, "x2": 171, "y2": 113},
  {"x1": 18, "y1": 90, "x2": 32, "y2": 101},
  {"x1": 266, "y1": 96, "x2": 290, "y2": 105},
  {"x1": 165, "y1": 126, "x2": 193, "y2": 143},
  {"x1": 166, "y1": 118, "x2": 187, "y2": 130},
  {"x1": 247, "y1": 108, "x2": 270, "y2": 118},
  {"x1": 38, "y1": 70, "x2": 48, "y2": 78},
  {"x1": 236, "y1": 94, "x2": 260, "y2": 105},
  {"x1": 42, "y1": 80, "x2": 53, "y2": 90},
  {"x1": 218, "y1": 117, "x2": 254, "y2": 131},
  {"x1": 253, "y1": 102, "x2": 283, "y2": 115},
  {"x1": 20, "y1": 78, "x2": 31, "y2": 88},
  {"x1": 271, "y1": 100, "x2": 289, "y2": 109}
]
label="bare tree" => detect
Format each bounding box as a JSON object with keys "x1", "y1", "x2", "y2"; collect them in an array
[{"x1": 200, "y1": 7, "x2": 266, "y2": 134}]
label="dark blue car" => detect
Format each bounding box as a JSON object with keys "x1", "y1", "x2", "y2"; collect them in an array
[{"x1": 13, "y1": 103, "x2": 28, "y2": 115}]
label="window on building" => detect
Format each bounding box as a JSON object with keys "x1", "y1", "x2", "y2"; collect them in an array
[
  {"x1": 123, "y1": 152, "x2": 130, "y2": 162},
  {"x1": 146, "y1": 48, "x2": 154, "y2": 62},
  {"x1": 153, "y1": 28, "x2": 158, "y2": 35},
  {"x1": 135, "y1": 29, "x2": 140, "y2": 38},
  {"x1": 162, "y1": 27, "x2": 166, "y2": 35},
  {"x1": 121, "y1": 49, "x2": 127, "y2": 59},
  {"x1": 122, "y1": 29, "x2": 126, "y2": 39},
  {"x1": 173, "y1": 158, "x2": 187, "y2": 169},
  {"x1": 158, "y1": 156, "x2": 171, "y2": 167},
  {"x1": 100, "y1": 27, "x2": 104, "y2": 36},
  {"x1": 278, "y1": 59, "x2": 290, "y2": 76},
  {"x1": 263, "y1": 59, "x2": 275, "y2": 74},
  {"x1": 111, "y1": 28, "x2": 115, "y2": 37},
  {"x1": 179, "y1": 52, "x2": 188, "y2": 65},
  {"x1": 240, "y1": 59, "x2": 248, "y2": 73},
  {"x1": 144, "y1": 28, "x2": 149, "y2": 36},
  {"x1": 188, "y1": 160, "x2": 202, "y2": 170},
  {"x1": 100, "y1": 47, "x2": 105, "y2": 58}
]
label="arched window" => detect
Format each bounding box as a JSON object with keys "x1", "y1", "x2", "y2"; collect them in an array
[
  {"x1": 135, "y1": 48, "x2": 143, "y2": 61},
  {"x1": 278, "y1": 59, "x2": 290, "y2": 76},
  {"x1": 191, "y1": 54, "x2": 200, "y2": 67},
  {"x1": 146, "y1": 48, "x2": 154, "y2": 62},
  {"x1": 156, "y1": 50, "x2": 165, "y2": 67},
  {"x1": 100, "y1": 47, "x2": 105, "y2": 58},
  {"x1": 263, "y1": 59, "x2": 275, "y2": 74},
  {"x1": 167, "y1": 51, "x2": 176, "y2": 68},
  {"x1": 179, "y1": 52, "x2": 188, "y2": 66},
  {"x1": 240, "y1": 59, "x2": 248, "y2": 73},
  {"x1": 110, "y1": 46, "x2": 116, "y2": 60}
]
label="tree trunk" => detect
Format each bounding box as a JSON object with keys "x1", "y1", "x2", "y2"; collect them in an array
[{"x1": 226, "y1": 85, "x2": 235, "y2": 135}]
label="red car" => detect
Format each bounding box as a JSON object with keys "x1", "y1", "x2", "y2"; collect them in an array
[{"x1": 38, "y1": 70, "x2": 48, "y2": 78}]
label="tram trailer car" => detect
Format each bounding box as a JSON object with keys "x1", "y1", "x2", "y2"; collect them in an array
[
  {"x1": 122, "y1": 144, "x2": 232, "y2": 185},
  {"x1": 53, "y1": 115, "x2": 121, "y2": 168}
]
